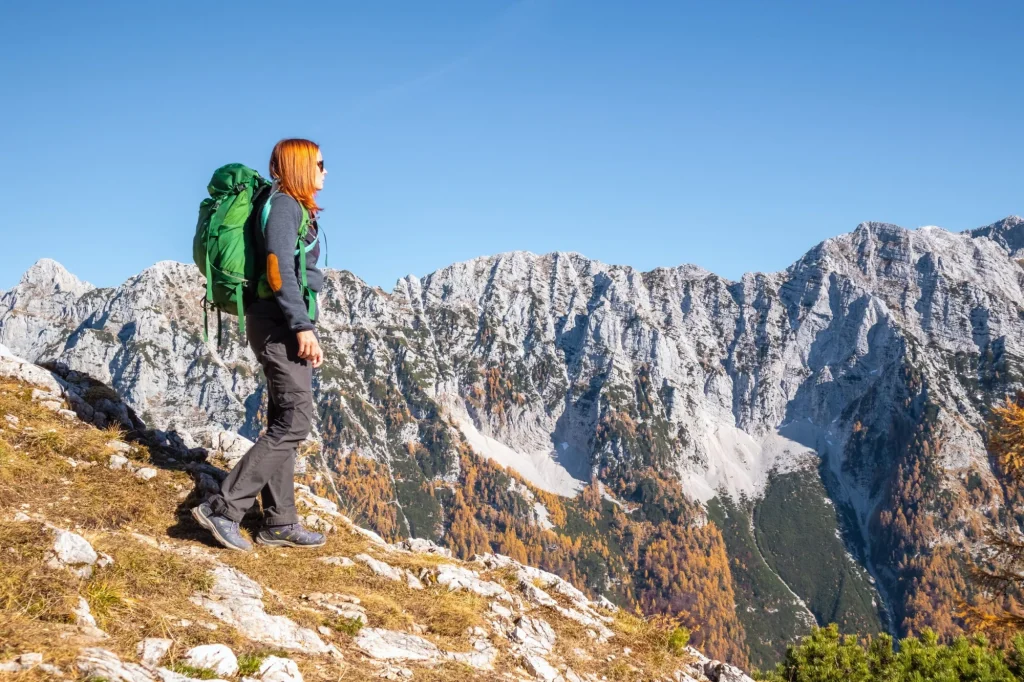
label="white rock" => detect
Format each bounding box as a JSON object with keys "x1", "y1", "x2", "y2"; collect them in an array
[
  {"x1": 294, "y1": 484, "x2": 342, "y2": 517},
  {"x1": 490, "y1": 601, "x2": 514, "y2": 619},
  {"x1": 39, "y1": 662, "x2": 66, "y2": 677},
  {"x1": 302, "y1": 513, "x2": 334, "y2": 534},
  {"x1": 404, "y1": 570, "x2": 425, "y2": 590},
  {"x1": 704, "y1": 660, "x2": 756, "y2": 682},
  {"x1": 77, "y1": 647, "x2": 157, "y2": 681},
  {"x1": 107, "y1": 439, "x2": 132, "y2": 454},
  {"x1": 12, "y1": 511, "x2": 31, "y2": 522},
  {"x1": 511, "y1": 615, "x2": 556, "y2": 655},
  {"x1": 19, "y1": 653, "x2": 42, "y2": 667},
  {"x1": 135, "y1": 467, "x2": 158, "y2": 480},
  {"x1": 343, "y1": 518, "x2": 390, "y2": 546},
  {"x1": 447, "y1": 641, "x2": 499, "y2": 671},
  {"x1": 0, "y1": 653, "x2": 45, "y2": 673},
  {"x1": 49, "y1": 529, "x2": 98, "y2": 577},
  {"x1": 31, "y1": 388, "x2": 54, "y2": 401},
  {"x1": 376, "y1": 666, "x2": 414, "y2": 680},
  {"x1": 257, "y1": 656, "x2": 303, "y2": 682},
  {"x1": 131, "y1": 532, "x2": 161, "y2": 548},
  {"x1": 109, "y1": 454, "x2": 130, "y2": 470},
  {"x1": 74, "y1": 596, "x2": 99, "y2": 628},
  {"x1": 191, "y1": 565, "x2": 332, "y2": 653},
  {"x1": 395, "y1": 537, "x2": 454, "y2": 557},
  {"x1": 208, "y1": 430, "x2": 254, "y2": 468},
  {"x1": 435, "y1": 563, "x2": 511, "y2": 599},
  {"x1": 0, "y1": 349, "x2": 66, "y2": 396},
  {"x1": 319, "y1": 556, "x2": 355, "y2": 567},
  {"x1": 184, "y1": 644, "x2": 238, "y2": 677},
  {"x1": 354, "y1": 628, "x2": 443, "y2": 662},
  {"x1": 355, "y1": 553, "x2": 416, "y2": 586},
  {"x1": 137, "y1": 638, "x2": 173, "y2": 666},
  {"x1": 522, "y1": 654, "x2": 564, "y2": 682},
  {"x1": 302, "y1": 593, "x2": 367, "y2": 624}
]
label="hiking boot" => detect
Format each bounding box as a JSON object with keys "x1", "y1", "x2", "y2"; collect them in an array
[
  {"x1": 191, "y1": 503, "x2": 252, "y2": 552},
  {"x1": 255, "y1": 523, "x2": 326, "y2": 548}
]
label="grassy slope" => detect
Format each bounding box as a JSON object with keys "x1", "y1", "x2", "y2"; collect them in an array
[
  {"x1": 752, "y1": 469, "x2": 884, "y2": 637},
  {"x1": 706, "y1": 497, "x2": 812, "y2": 671},
  {"x1": 0, "y1": 375, "x2": 697, "y2": 682}
]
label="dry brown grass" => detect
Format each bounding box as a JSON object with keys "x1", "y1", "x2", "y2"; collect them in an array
[
  {"x1": 84, "y1": 535, "x2": 217, "y2": 647},
  {"x1": 0, "y1": 374, "x2": 700, "y2": 681},
  {"x1": 0, "y1": 520, "x2": 81, "y2": 667}
]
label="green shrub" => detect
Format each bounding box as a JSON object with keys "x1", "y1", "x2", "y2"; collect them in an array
[
  {"x1": 166, "y1": 663, "x2": 218, "y2": 680},
  {"x1": 758, "y1": 624, "x2": 1019, "y2": 682},
  {"x1": 668, "y1": 626, "x2": 691, "y2": 655},
  {"x1": 330, "y1": 615, "x2": 364, "y2": 636},
  {"x1": 237, "y1": 654, "x2": 265, "y2": 677}
]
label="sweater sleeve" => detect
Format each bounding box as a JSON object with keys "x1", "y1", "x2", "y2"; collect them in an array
[{"x1": 263, "y1": 194, "x2": 315, "y2": 332}]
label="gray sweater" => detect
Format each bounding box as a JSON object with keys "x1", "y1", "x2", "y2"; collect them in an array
[{"x1": 248, "y1": 192, "x2": 323, "y2": 331}]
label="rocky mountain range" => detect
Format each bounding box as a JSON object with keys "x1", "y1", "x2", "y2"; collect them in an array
[{"x1": 3, "y1": 215, "x2": 1023, "y2": 668}]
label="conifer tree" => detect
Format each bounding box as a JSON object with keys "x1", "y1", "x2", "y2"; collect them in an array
[{"x1": 969, "y1": 395, "x2": 1024, "y2": 633}]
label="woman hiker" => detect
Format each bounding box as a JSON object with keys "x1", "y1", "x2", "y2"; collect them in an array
[{"x1": 193, "y1": 138, "x2": 328, "y2": 551}]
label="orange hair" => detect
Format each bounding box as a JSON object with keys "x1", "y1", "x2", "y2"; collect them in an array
[{"x1": 268, "y1": 138, "x2": 322, "y2": 215}]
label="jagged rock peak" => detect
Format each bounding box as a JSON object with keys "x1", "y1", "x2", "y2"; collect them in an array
[
  {"x1": 18, "y1": 258, "x2": 94, "y2": 297},
  {"x1": 398, "y1": 249, "x2": 722, "y2": 301},
  {"x1": 966, "y1": 215, "x2": 1024, "y2": 257}
]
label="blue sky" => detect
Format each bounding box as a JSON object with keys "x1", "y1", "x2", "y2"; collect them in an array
[{"x1": 1, "y1": 1, "x2": 1022, "y2": 292}]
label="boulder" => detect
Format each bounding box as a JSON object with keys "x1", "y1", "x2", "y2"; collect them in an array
[
  {"x1": 510, "y1": 615, "x2": 556, "y2": 655},
  {"x1": 434, "y1": 563, "x2": 511, "y2": 600},
  {"x1": 137, "y1": 638, "x2": 173, "y2": 666},
  {"x1": 135, "y1": 467, "x2": 158, "y2": 481},
  {"x1": 77, "y1": 647, "x2": 157, "y2": 682},
  {"x1": 354, "y1": 628, "x2": 443, "y2": 663},
  {"x1": 355, "y1": 553, "x2": 424, "y2": 589},
  {"x1": 48, "y1": 528, "x2": 98, "y2": 578},
  {"x1": 395, "y1": 537, "x2": 453, "y2": 558},
  {"x1": 256, "y1": 656, "x2": 303, "y2": 682},
  {"x1": 522, "y1": 654, "x2": 564, "y2": 682},
  {"x1": 191, "y1": 565, "x2": 332, "y2": 654},
  {"x1": 207, "y1": 430, "x2": 253, "y2": 468},
  {"x1": 183, "y1": 644, "x2": 238, "y2": 677}
]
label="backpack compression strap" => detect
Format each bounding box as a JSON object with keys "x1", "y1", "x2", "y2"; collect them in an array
[{"x1": 203, "y1": 197, "x2": 238, "y2": 344}]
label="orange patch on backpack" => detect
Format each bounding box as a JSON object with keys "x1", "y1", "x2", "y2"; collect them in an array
[{"x1": 267, "y1": 254, "x2": 283, "y2": 292}]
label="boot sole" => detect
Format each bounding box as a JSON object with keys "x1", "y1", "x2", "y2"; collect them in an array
[
  {"x1": 255, "y1": 533, "x2": 326, "y2": 549},
  {"x1": 191, "y1": 506, "x2": 251, "y2": 552}
]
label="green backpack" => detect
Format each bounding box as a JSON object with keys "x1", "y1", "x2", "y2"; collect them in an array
[{"x1": 192, "y1": 163, "x2": 319, "y2": 345}]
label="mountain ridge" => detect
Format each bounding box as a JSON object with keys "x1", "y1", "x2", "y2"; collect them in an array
[{"x1": 3, "y1": 215, "x2": 1023, "y2": 667}]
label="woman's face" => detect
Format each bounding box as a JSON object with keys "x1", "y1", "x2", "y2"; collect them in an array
[{"x1": 315, "y1": 150, "x2": 326, "y2": 191}]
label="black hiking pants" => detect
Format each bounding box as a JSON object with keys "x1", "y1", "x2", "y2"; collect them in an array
[{"x1": 208, "y1": 314, "x2": 313, "y2": 526}]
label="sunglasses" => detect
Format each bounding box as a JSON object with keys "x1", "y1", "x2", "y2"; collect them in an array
[{"x1": 317, "y1": 159, "x2": 325, "y2": 171}]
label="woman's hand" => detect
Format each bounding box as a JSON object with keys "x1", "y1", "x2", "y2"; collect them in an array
[{"x1": 296, "y1": 330, "x2": 323, "y2": 368}]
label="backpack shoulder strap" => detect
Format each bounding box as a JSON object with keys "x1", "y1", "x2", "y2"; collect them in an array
[{"x1": 258, "y1": 192, "x2": 317, "y2": 321}]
